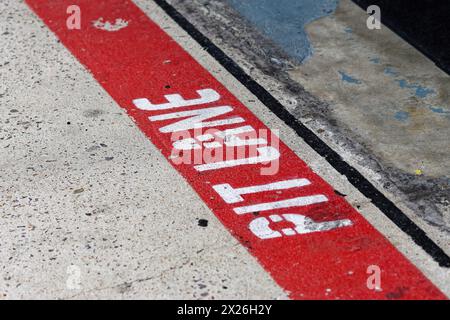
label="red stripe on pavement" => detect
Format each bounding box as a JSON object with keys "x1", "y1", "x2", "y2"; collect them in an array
[{"x1": 26, "y1": 0, "x2": 446, "y2": 299}]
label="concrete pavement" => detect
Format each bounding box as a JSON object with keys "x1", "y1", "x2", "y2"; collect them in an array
[
  {"x1": 0, "y1": 0, "x2": 286, "y2": 299},
  {"x1": 0, "y1": 0, "x2": 448, "y2": 299}
]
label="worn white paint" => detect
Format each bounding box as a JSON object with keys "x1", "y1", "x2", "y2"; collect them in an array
[
  {"x1": 92, "y1": 17, "x2": 129, "y2": 31},
  {"x1": 249, "y1": 214, "x2": 353, "y2": 239},
  {"x1": 234, "y1": 195, "x2": 328, "y2": 215},
  {"x1": 134, "y1": 89, "x2": 220, "y2": 111},
  {"x1": 194, "y1": 146, "x2": 279, "y2": 172},
  {"x1": 213, "y1": 179, "x2": 311, "y2": 204}
]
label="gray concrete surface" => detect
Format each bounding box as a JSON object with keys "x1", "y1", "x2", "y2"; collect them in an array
[
  {"x1": 0, "y1": 0, "x2": 449, "y2": 299},
  {"x1": 167, "y1": 0, "x2": 450, "y2": 248},
  {"x1": 0, "y1": 0, "x2": 287, "y2": 299}
]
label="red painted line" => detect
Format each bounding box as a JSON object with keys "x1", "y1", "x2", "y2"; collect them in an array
[{"x1": 26, "y1": 0, "x2": 446, "y2": 299}]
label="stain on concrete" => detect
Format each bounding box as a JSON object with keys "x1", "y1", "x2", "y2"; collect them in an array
[
  {"x1": 394, "y1": 111, "x2": 409, "y2": 122},
  {"x1": 83, "y1": 109, "x2": 105, "y2": 118},
  {"x1": 369, "y1": 57, "x2": 380, "y2": 64},
  {"x1": 385, "y1": 286, "x2": 409, "y2": 299},
  {"x1": 429, "y1": 106, "x2": 450, "y2": 115},
  {"x1": 73, "y1": 188, "x2": 85, "y2": 194},
  {"x1": 344, "y1": 27, "x2": 353, "y2": 34},
  {"x1": 338, "y1": 70, "x2": 361, "y2": 84},
  {"x1": 383, "y1": 67, "x2": 399, "y2": 76},
  {"x1": 395, "y1": 79, "x2": 435, "y2": 99}
]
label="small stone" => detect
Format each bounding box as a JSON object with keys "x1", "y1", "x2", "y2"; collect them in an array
[{"x1": 198, "y1": 219, "x2": 208, "y2": 227}]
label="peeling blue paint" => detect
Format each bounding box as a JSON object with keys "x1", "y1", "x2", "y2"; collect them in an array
[
  {"x1": 344, "y1": 27, "x2": 353, "y2": 33},
  {"x1": 395, "y1": 79, "x2": 435, "y2": 98},
  {"x1": 369, "y1": 57, "x2": 381, "y2": 64},
  {"x1": 383, "y1": 67, "x2": 435, "y2": 99},
  {"x1": 338, "y1": 71, "x2": 361, "y2": 84},
  {"x1": 225, "y1": 0, "x2": 339, "y2": 63},
  {"x1": 429, "y1": 106, "x2": 450, "y2": 114},
  {"x1": 384, "y1": 67, "x2": 399, "y2": 77},
  {"x1": 394, "y1": 111, "x2": 410, "y2": 122}
]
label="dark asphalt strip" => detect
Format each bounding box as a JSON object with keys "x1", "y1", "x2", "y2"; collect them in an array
[
  {"x1": 153, "y1": 0, "x2": 450, "y2": 267},
  {"x1": 352, "y1": 0, "x2": 450, "y2": 76}
]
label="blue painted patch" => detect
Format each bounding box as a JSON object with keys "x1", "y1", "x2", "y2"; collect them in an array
[
  {"x1": 225, "y1": 0, "x2": 339, "y2": 63},
  {"x1": 394, "y1": 111, "x2": 410, "y2": 122},
  {"x1": 369, "y1": 57, "x2": 380, "y2": 64},
  {"x1": 338, "y1": 71, "x2": 361, "y2": 84},
  {"x1": 383, "y1": 67, "x2": 436, "y2": 99},
  {"x1": 395, "y1": 79, "x2": 435, "y2": 98},
  {"x1": 384, "y1": 67, "x2": 399, "y2": 77},
  {"x1": 344, "y1": 27, "x2": 353, "y2": 34},
  {"x1": 429, "y1": 106, "x2": 450, "y2": 114}
]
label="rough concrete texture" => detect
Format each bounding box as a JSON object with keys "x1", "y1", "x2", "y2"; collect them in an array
[
  {"x1": 0, "y1": 0, "x2": 287, "y2": 299},
  {"x1": 1, "y1": 0, "x2": 449, "y2": 299},
  {"x1": 166, "y1": 0, "x2": 450, "y2": 246}
]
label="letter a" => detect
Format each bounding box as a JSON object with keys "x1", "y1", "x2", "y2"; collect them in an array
[{"x1": 66, "y1": 5, "x2": 81, "y2": 30}]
